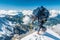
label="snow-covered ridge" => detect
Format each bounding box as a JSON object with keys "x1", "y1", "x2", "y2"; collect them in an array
[{"x1": 21, "y1": 29, "x2": 60, "y2": 40}]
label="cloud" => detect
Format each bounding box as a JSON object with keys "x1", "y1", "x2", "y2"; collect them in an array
[
  {"x1": 23, "y1": 16, "x2": 31, "y2": 24},
  {"x1": 0, "y1": 9, "x2": 60, "y2": 18},
  {"x1": 0, "y1": 10, "x2": 32, "y2": 16},
  {"x1": 22, "y1": 10, "x2": 32, "y2": 15},
  {"x1": 7, "y1": 10, "x2": 18, "y2": 15},
  {"x1": 22, "y1": 10, "x2": 32, "y2": 24},
  {"x1": 22, "y1": 10, "x2": 60, "y2": 18},
  {"x1": 0, "y1": 10, "x2": 7, "y2": 15},
  {"x1": 49, "y1": 10, "x2": 60, "y2": 17},
  {"x1": 0, "y1": 10, "x2": 18, "y2": 15}
]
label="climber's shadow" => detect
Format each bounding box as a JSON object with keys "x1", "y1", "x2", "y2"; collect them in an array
[{"x1": 43, "y1": 32, "x2": 60, "y2": 40}]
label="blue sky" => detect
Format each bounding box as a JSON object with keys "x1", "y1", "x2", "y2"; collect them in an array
[{"x1": 0, "y1": 0, "x2": 60, "y2": 10}]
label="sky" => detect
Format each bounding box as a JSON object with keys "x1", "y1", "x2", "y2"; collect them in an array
[{"x1": 0, "y1": 0, "x2": 60, "y2": 10}]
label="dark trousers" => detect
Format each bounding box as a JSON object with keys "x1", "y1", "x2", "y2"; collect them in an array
[{"x1": 37, "y1": 17, "x2": 47, "y2": 32}]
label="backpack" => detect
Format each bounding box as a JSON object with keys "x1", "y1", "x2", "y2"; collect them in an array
[{"x1": 33, "y1": 6, "x2": 49, "y2": 19}]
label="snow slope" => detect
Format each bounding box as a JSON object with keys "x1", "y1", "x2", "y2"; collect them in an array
[{"x1": 21, "y1": 29, "x2": 60, "y2": 40}]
